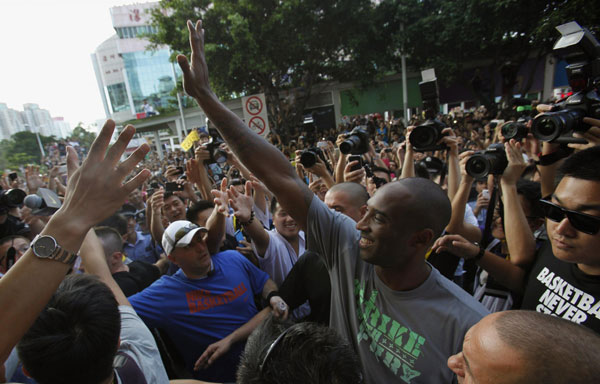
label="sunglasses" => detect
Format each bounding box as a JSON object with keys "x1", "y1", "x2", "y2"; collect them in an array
[{"x1": 539, "y1": 199, "x2": 600, "y2": 235}]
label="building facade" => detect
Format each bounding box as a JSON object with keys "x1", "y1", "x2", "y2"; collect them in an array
[
  {"x1": 0, "y1": 103, "x2": 69, "y2": 140},
  {"x1": 92, "y1": 2, "x2": 180, "y2": 122}
]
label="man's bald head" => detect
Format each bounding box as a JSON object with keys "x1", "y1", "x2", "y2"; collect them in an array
[
  {"x1": 384, "y1": 178, "x2": 451, "y2": 240},
  {"x1": 325, "y1": 182, "x2": 369, "y2": 222}
]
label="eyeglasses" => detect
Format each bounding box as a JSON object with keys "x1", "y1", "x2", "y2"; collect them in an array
[
  {"x1": 539, "y1": 199, "x2": 600, "y2": 235},
  {"x1": 259, "y1": 325, "x2": 296, "y2": 374}
]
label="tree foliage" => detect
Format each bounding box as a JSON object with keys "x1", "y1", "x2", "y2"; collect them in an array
[
  {"x1": 148, "y1": 0, "x2": 383, "y2": 137},
  {"x1": 68, "y1": 125, "x2": 97, "y2": 150},
  {"x1": 0, "y1": 131, "x2": 56, "y2": 170},
  {"x1": 382, "y1": 0, "x2": 600, "y2": 111}
]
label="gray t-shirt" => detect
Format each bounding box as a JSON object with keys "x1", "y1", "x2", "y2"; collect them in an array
[
  {"x1": 307, "y1": 195, "x2": 489, "y2": 384},
  {"x1": 117, "y1": 305, "x2": 169, "y2": 383}
]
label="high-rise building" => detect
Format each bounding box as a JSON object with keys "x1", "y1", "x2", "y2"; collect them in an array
[
  {"x1": 0, "y1": 103, "x2": 69, "y2": 140},
  {"x1": 92, "y1": 2, "x2": 179, "y2": 122}
]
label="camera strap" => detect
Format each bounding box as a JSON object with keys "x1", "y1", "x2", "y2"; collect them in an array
[{"x1": 481, "y1": 179, "x2": 499, "y2": 248}]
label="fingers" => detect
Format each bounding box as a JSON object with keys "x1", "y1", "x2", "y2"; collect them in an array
[
  {"x1": 583, "y1": 117, "x2": 600, "y2": 127},
  {"x1": 66, "y1": 146, "x2": 80, "y2": 179},
  {"x1": 105, "y1": 125, "x2": 135, "y2": 166},
  {"x1": 220, "y1": 177, "x2": 228, "y2": 192},
  {"x1": 88, "y1": 119, "x2": 116, "y2": 162},
  {"x1": 244, "y1": 180, "x2": 253, "y2": 196},
  {"x1": 116, "y1": 143, "x2": 150, "y2": 178},
  {"x1": 123, "y1": 170, "x2": 151, "y2": 195}
]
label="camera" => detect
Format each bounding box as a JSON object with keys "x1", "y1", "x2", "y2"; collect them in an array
[
  {"x1": 339, "y1": 127, "x2": 369, "y2": 155},
  {"x1": 299, "y1": 147, "x2": 331, "y2": 174},
  {"x1": 502, "y1": 117, "x2": 530, "y2": 141},
  {"x1": 409, "y1": 69, "x2": 448, "y2": 152},
  {"x1": 466, "y1": 144, "x2": 508, "y2": 179},
  {"x1": 532, "y1": 21, "x2": 600, "y2": 143},
  {"x1": 204, "y1": 137, "x2": 228, "y2": 165},
  {"x1": 0, "y1": 188, "x2": 26, "y2": 214}
]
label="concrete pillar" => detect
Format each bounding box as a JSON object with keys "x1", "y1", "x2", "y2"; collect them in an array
[
  {"x1": 154, "y1": 130, "x2": 163, "y2": 160},
  {"x1": 542, "y1": 53, "x2": 556, "y2": 102}
]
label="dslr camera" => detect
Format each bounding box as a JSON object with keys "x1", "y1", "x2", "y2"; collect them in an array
[
  {"x1": 466, "y1": 143, "x2": 508, "y2": 179},
  {"x1": 339, "y1": 127, "x2": 369, "y2": 155},
  {"x1": 532, "y1": 22, "x2": 600, "y2": 143},
  {"x1": 409, "y1": 69, "x2": 448, "y2": 152},
  {"x1": 502, "y1": 99, "x2": 533, "y2": 141},
  {"x1": 299, "y1": 147, "x2": 333, "y2": 174},
  {"x1": 203, "y1": 128, "x2": 228, "y2": 164},
  {"x1": 0, "y1": 188, "x2": 26, "y2": 215}
]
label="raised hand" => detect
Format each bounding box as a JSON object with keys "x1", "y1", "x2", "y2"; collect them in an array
[
  {"x1": 228, "y1": 181, "x2": 254, "y2": 223},
  {"x1": 58, "y1": 120, "x2": 150, "y2": 232},
  {"x1": 177, "y1": 20, "x2": 212, "y2": 99},
  {"x1": 25, "y1": 165, "x2": 44, "y2": 194},
  {"x1": 210, "y1": 178, "x2": 230, "y2": 216},
  {"x1": 501, "y1": 139, "x2": 526, "y2": 186}
]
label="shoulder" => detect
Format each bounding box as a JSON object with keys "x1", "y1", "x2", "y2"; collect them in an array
[{"x1": 431, "y1": 267, "x2": 489, "y2": 321}]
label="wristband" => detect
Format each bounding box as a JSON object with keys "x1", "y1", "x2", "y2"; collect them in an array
[
  {"x1": 473, "y1": 242, "x2": 485, "y2": 261},
  {"x1": 266, "y1": 290, "x2": 280, "y2": 302},
  {"x1": 537, "y1": 147, "x2": 571, "y2": 166},
  {"x1": 239, "y1": 210, "x2": 255, "y2": 226}
]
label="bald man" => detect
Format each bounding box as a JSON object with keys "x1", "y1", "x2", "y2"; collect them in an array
[{"x1": 448, "y1": 310, "x2": 600, "y2": 383}]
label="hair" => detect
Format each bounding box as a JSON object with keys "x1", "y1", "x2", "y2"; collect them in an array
[
  {"x1": 97, "y1": 213, "x2": 128, "y2": 236},
  {"x1": 94, "y1": 226, "x2": 124, "y2": 257},
  {"x1": 270, "y1": 196, "x2": 279, "y2": 216},
  {"x1": 494, "y1": 310, "x2": 600, "y2": 383},
  {"x1": 413, "y1": 161, "x2": 431, "y2": 179},
  {"x1": 164, "y1": 191, "x2": 184, "y2": 204},
  {"x1": 395, "y1": 178, "x2": 452, "y2": 239},
  {"x1": 327, "y1": 182, "x2": 369, "y2": 207},
  {"x1": 186, "y1": 200, "x2": 215, "y2": 223},
  {"x1": 18, "y1": 274, "x2": 121, "y2": 384},
  {"x1": 557, "y1": 146, "x2": 600, "y2": 183},
  {"x1": 516, "y1": 179, "x2": 543, "y2": 218},
  {"x1": 237, "y1": 315, "x2": 363, "y2": 384}
]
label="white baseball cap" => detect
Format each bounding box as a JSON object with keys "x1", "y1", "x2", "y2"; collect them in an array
[{"x1": 162, "y1": 220, "x2": 208, "y2": 255}]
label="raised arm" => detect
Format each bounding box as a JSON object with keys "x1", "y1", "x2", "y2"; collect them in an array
[
  {"x1": 228, "y1": 181, "x2": 270, "y2": 256},
  {"x1": 500, "y1": 140, "x2": 536, "y2": 267},
  {"x1": 0, "y1": 120, "x2": 149, "y2": 363},
  {"x1": 177, "y1": 20, "x2": 312, "y2": 229}
]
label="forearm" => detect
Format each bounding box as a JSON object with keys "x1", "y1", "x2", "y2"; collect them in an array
[
  {"x1": 225, "y1": 307, "x2": 270, "y2": 345},
  {"x1": 205, "y1": 207, "x2": 226, "y2": 254},
  {"x1": 80, "y1": 229, "x2": 129, "y2": 306},
  {"x1": 244, "y1": 220, "x2": 270, "y2": 257},
  {"x1": 446, "y1": 152, "x2": 460, "y2": 202},
  {"x1": 446, "y1": 179, "x2": 477, "y2": 240},
  {"x1": 197, "y1": 166, "x2": 214, "y2": 200},
  {"x1": 335, "y1": 153, "x2": 347, "y2": 183},
  {"x1": 477, "y1": 251, "x2": 527, "y2": 294},
  {"x1": 150, "y1": 209, "x2": 165, "y2": 243},
  {"x1": 538, "y1": 142, "x2": 561, "y2": 197},
  {"x1": 500, "y1": 182, "x2": 536, "y2": 267},
  {"x1": 261, "y1": 278, "x2": 279, "y2": 300},
  {"x1": 400, "y1": 150, "x2": 415, "y2": 179},
  {"x1": 0, "y1": 211, "x2": 86, "y2": 362}
]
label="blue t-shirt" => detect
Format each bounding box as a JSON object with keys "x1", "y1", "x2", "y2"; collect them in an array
[
  {"x1": 129, "y1": 250, "x2": 269, "y2": 382},
  {"x1": 124, "y1": 231, "x2": 162, "y2": 264}
]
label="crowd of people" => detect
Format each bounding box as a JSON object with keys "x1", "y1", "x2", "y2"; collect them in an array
[{"x1": 1, "y1": 19, "x2": 600, "y2": 384}]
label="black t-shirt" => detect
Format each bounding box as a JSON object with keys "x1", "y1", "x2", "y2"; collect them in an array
[
  {"x1": 113, "y1": 261, "x2": 160, "y2": 297},
  {"x1": 279, "y1": 251, "x2": 331, "y2": 325},
  {"x1": 521, "y1": 241, "x2": 600, "y2": 334}
]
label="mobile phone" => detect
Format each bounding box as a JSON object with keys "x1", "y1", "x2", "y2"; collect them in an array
[
  {"x1": 234, "y1": 229, "x2": 245, "y2": 243},
  {"x1": 8, "y1": 172, "x2": 18, "y2": 181},
  {"x1": 482, "y1": 189, "x2": 490, "y2": 199},
  {"x1": 348, "y1": 155, "x2": 363, "y2": 172},
  {"x1": 384, "y1": 148, "x2": 393, "y2": 153},
  {"x1": 165, "y1": 182, "x2": 184, "y2": 192},
  {"x1": 150, "y1": 182, "x2": 160, "y2": 189},
  {"x1": 58, "y1": 164, "x2": 67, "y2": 174},
  {"x1": 317, "y1": 141, "x2": 328, "y2": 149}
]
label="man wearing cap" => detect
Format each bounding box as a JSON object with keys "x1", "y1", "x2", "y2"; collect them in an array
[
  {"x1": 129, "y1": 220, "x2": 287, "y2": 382},
  {"x1": 121, "y1": 203, "x2": 163, "y2": 264}
]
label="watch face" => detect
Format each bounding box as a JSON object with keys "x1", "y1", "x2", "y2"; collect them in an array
[{"x1": 34, "y1": 236, "x2": 57, "y2": 258}]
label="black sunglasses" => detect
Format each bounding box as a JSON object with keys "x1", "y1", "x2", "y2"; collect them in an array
[{"x1": 539, "y1": 199, "x2": 600, "y2": 235}]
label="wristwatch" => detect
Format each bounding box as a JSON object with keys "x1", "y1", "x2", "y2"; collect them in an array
[
  {"x1": 31, "y1": 235, "x2": 78, "y2": 266},
  {"x1": 473, "y1": 242, "x2": 485, "y2": 261}
]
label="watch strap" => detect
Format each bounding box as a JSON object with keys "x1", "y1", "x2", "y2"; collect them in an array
[
  {"x1": 33, "y1": 235, "x2": 78, "y2": 266},
  {"x1": 473, "y1": 242, "x2": 485, "y2": 261}
]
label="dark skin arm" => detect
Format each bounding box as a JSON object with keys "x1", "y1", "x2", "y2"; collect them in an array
[{"x1": 177, "y1": 20, "x2": 313, "y2": 230}]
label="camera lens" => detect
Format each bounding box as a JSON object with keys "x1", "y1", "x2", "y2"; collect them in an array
[
  {"x1": 466, "y1": 155, "x2": 490, "y2": 179},
  {"x1": 340, "y1": 136, "x2": 361, "y2": 154},
  {"x1": 409, "y1": 125, "x2": 438, "y2": 150},
  {"x1": 3, "y1": 189, "x2": 26, "y2": 208},
  {"x1": 502, "y1": 122, "x2": 528, "y2": 141},
  {"x1": 300, "y1": 151, "x2": 318, "y2": 168},
  {"x1": 532, "y1": 109, "x2": 583, "y2": 142}
]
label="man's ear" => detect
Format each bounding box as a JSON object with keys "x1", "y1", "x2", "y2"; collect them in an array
[
  {"x1": 22, "y1": 364, "x2": 31, "y2": 378},
  {"x1": 167, "y1": 253, "x2": 176, "y2": 264},
  {"x1": 112, "y1": 252, "x2": 124, "y2": 264},
  {"x1": 359, "y1": 205, "x2": 368, "y2": 218},
  {"x1": 409, "y1": 229, "x2": 435, "y2": 248}
]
